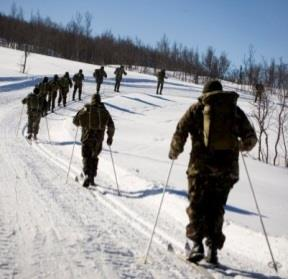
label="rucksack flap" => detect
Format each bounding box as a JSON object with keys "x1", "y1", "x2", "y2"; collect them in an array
[
  {"x1": 79, "y1": 105, "x2": 109, "y2": 130},
  {"x1": 202, "y1": 91, "x2": 239, "y2": 150}
]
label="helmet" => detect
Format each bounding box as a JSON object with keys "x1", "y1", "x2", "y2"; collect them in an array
[
  {"x1": 33, "y1": 87, "x2": 40, "y2": 94},
  {"x1": 202, "y1": 80, "x2": 222, "y2": 94},
  {"x1": 101, "y1": 66, "x2": 104, "y2": 70},
  {"x1": 43, "y1": 76, "x2": 48, "y2": 83},
  {"x1": 91, "y1": 93, "x2": 101, "y2": 104},
  {"x1": 79, "y1": 69, "x2": 83, "y2": 73},
  {"x1": 65, "y1": 72, "x2": 69, "y2": 77},
  {"x1": 54, "y1": 74, "x2": 59, "y2": 80}
]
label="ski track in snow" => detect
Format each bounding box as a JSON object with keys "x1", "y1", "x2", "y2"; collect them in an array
[{"x1": 0, "y1": 47, "x2": 287, "y2": 279}]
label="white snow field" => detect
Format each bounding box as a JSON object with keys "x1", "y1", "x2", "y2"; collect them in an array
[{"x1": 0, "y1": 46, "x2": 287, "y2": 279}]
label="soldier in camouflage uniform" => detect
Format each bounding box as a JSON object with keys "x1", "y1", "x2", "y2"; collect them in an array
[
  {"x1": 169, "y1": 80, "x2": 257, "y2": 264},
  {"x1": 22, "y1": 87, "x2": 42, "y2": 140},
  {"x1": 37, "y1": 76, "x2": 49, "y2": 116},
  {"x1": 114, "y1": 65, "x2": 127, "y2": 92},
  {"x1": 72, "y1": 69, "x2": 85, "y2": 101},
  {"x1": 93, "y1": 66, "x2": 107, "y2": 94},
  {"x1": 73, "y1": 94, "x2": 115, "y2": 187},
  {"x1": 58, "y1": 72, "x2": 72, "y2": 107},
  {"x1": 254, "y1": 83, "x2": 264, "y2": 103},
  {"x1": 156, "y1": 69, "x2": 167, "y2": 95},
  {"x1": 47, "y1": 75, "x2": 60, "y2": 113}
]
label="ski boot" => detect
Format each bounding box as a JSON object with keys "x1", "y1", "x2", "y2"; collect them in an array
[
  {"x1": 83, "y1": 175, "x2": 90, "y2": 187},
  {"x1": 26, "y1": 134, "x2": 32, "y2": 140},
  {"x1": 187, "y1": 241, "x2": 204, "y2": 263},
  {"x1": 205, "y1": 246, "x2": 218, "y2": 265},
  {"x1": 33, "y1": 134, "x2": 37, "y2": 140},
  {"x1": 89, "y1": 176, "x2": 96, "y2": 186}
]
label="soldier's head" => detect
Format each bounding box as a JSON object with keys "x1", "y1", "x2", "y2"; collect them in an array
[
  {"x1": 54, "y1": 74, "x2": 59, "y2": 81},
  {"x1": 202, "y1": 80, "x2": 222, "y2": 94},
  {"x1": 120, "y1": 65, "x2": 124, "y2": 69},
  {"x1": 43, "y1": 76, "x2": 48, "y2": 83},
  {"x1": 162, "y1": 69, "x2": 166, "y2": 73},
  {"x1": 91, "y1": 93, "x2": 101, "y2": 104},
  {"x1": 65, "y1": 72, "x2": 69, "y2": 77},
  {"x1": 79, "y1": 69, "x2": 83, "y2": 73},
  {"x1": 101, "y1": 66, "x2": 104, "y2": 70},
  {"x1": 33, "y1": 87, "x2": 40, "y2": 95}
]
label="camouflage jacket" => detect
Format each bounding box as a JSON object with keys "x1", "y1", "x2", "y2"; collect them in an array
[
  {"x1": 157, "y1": 71, "x2": 167, "y2": 83},
  {"x1": 22, "y1": 93, "x2": 42, "y2": 113},
  {"x1": 73, "y1": 73, "x2": 84, "y2": 86},
  {"x1": 59, "y1": 76, "x2": 72, "y2": 91},
  {"x1": 47, "y1": 79, "x2": 60, "y2": 93},
  {"x1": 114, "y1": 67, "x2": 127, "y2": 80},
  {"x1": 37, "y1": 81, "x2": 49, "y2": 100},
  {"x1": 93, "y1": 69, "x2": 107, "y2": 83},
  {"x1": 169, "y1": 97, "x2": 257, "y2": 179},
  {"x1": 73, "y1": 102, "x2": 115, "y2": 143}
]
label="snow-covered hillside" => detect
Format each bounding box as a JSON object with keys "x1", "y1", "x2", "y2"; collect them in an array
[{"x1": 0, "y1": 46, "x2": 287, "y2": 279}]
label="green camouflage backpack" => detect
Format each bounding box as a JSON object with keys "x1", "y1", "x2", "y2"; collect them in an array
[
  {"x1": 29, "y1": 93, "x2": 40, "y2": 110},
  {"x1": 79, "y1": 104, "x2": 110, "y2": 130},
  {"x1": 202, "y1": 91, "x2": 239, "y2": 150}
]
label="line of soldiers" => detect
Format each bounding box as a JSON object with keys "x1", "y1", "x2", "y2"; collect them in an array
[{"x1": 21, "y1": 72, "x2": 257, "y2": 267}]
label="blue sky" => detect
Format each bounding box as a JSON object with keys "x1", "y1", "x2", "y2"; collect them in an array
[{"x1": 1, "y1": 0, "x2": 288, "y2": 68}]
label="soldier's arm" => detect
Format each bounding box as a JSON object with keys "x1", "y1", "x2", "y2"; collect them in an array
[
  {"x1": 237, "y1": 107, "x2": 257, "y2": 151},
  {"x1": 104, "y1": 71, "x2": 107, "y2": 78},
  {"x1": 22, "y1": 97, "x2": 28, "y2": 104},
  {"x1": 106, "y1": 113, "x2": 115, "y2": 139},
  {"x1": 73, "y1": 109, "x2": 84, "y2": 127},
  {"x1": 169, "y1": 106, "x2": 194, "y2": 158}
]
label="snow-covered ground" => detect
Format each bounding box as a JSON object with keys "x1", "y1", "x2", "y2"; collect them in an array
[{"x1": 0, "y1": 46, "x2": 287, "y2": 279}]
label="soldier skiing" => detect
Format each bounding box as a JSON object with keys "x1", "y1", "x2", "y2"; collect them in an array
[
  {"x1": 37, "y1": 76, "x2": 49, "y2": 116},
  {"x1": 58, "y1": 72, "x2": 72, "y2": 107},
  {"x1": 93, "y1": 66, "x2": 107, "y2": 94},
  {"x1": 22, "y1": 87, "x2": 43, "y2": 140},
  {"x1": 73, "y1": 94, "x2": 115, "y2": 187},
  {"x1": 47, "y1": 74, "x2": 60, "y2": 113},
  {"x1": 156, "y1": 69, "x2": 167, "y2": 95},
  {"x1": 72, "y1": 69, "x2": 84, "y2": 101},
  {"x1": 114, "y1": 65, "x2": 127, "y2": 92},
  {"x1": 169, "y1": 80, "x2": 257, "y2": 265},
  {"x1": 254, "y1": 82, "x2": 264, "y2": 103}
]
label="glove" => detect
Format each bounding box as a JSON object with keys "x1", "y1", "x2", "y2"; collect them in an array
[
  {"x1": 107, "y1": 137, "x2": 113, "y2": 146},
  {"x1": 168, "y1": 149, "x2": 178, "y2": 160}
]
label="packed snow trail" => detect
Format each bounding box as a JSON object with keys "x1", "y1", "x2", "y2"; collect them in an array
[{"x1": 0, "y1": 46, "x2": 288, "y2": 278}]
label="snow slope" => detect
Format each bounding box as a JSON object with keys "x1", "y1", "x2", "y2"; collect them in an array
[{"x1": 0, "y1": 46, "x2": 287, "y2": 279}]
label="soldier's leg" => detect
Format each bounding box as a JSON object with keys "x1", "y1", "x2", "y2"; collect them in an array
[
  {"x1": 186, "y1": 175, "x2": 208, "y2": 262},
  {"x1": 116, "y1": 80, "x2": 121, "y2": 92},
  {"x1": 156, "y1": 82, "x2": 160, "y2": 94},
  {"x1": 97, "y1": 82, "x2": 100, "y2": 93},
  {"x1": 72, "y1": 85, "x2": 77, "y2": 100},
  {"x1": 48, "y1": 94, "x2": 52, "y2": 111},
  {"x1": 78, "y1": 85, "x2": 82, "y2": 100},
  {"x1": 27, "y1": 113, "x2": 33, "y2": 138},
  {"x1": 160, "y1": 82, "x2": 164, "y2": 94},
  {"x1": 32, "y1": 113, "x2": 41, "y2": 139},
  {"x1": 51, "y1": 93, "x2": 56, "y2": 112},
  {"x1": 82, "y1": 142, "x2": 93, "y2": 186},
  {"x1": 58, "y1": 90, "x2": 62, "y2": 106}
]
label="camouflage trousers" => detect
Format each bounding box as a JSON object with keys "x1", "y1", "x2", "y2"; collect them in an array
[
  {"x1": 82, "y1": 140, "x2": 103, "y2": 178},
  {"x1": 58, "y1": 89, "x2": 69, "y2": 107},
  {"x1": 156, "y1": 81, "x2": 164, "y2": 94},
  {"x1": 48, "y1": 91, "x2": 57, "y2": 112},
  {"x1": 73, "y1": 84, "x2": 82, "y2": 100},
  {"x1": 27, "y1": 111, "x2": 41, "y2": 136},
  {"x1": 96, "y1": 82, "x2": 103, "y2": 93},
  {"x1": 186, "y1": 174, "x2": 235, "y2": 249},
  {"x1": 114, "y1": 78, "x2": 122, "y2": 92}
]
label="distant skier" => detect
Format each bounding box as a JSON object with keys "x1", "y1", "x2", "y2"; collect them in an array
[
  {"x1": 169, "y1": 80, "x2": 257, "y2": 265},
  {"x1": 254, "y1": 83, "x2": 264, "y2": 103},
  {"x1": 58, "y1": 72, "x2": 72, "y2": 107},
  {"x1": 37, "y1": 76, "x2": 49, "y2": 116},
  {"x1": 93, "y1": 66, "x2": 107, "y2": 94},
  {"x1": 73, "y1": 94, "x2": 115, "y2": 187},
  {"x1": 47, "y1": 74, "x2": 60, "y2": 113},
  {"x1": 156, "y1": 69, "x2": 167, "y2": 95},
  {"x1": 114, "y1": 65, "x2": 127, "y2": 92},
  {"x1": 72, "y1": 69, "x2": 85, "y2": 101},
  {"x1": 22, "y1": 87, "x2": 42, "y2": 140}
]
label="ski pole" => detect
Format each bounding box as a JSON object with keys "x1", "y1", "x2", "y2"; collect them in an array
[
  {"x1": 65, "y1": 127, "x2": 79, "y2": 184},
  {"x1": 45, "y1": 116, "x2": 51, "y2": 143},
  {"x1": 144, "y1": 160, "x2": 174, "y2": 264},
  {"x1": 16, "y1": 104, "x2": 24, "y2": 137},
  {"x1": 109, "y1": 146, "x2": 121, "y2": 196},
  {"x1": 241, "y1": 152, "x2": 278, "y2": 272}
]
